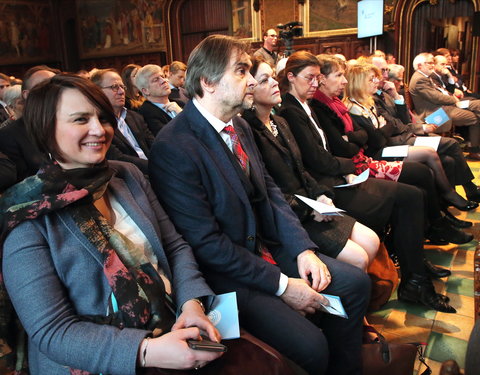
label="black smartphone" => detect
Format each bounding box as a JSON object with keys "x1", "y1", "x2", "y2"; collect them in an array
[{"x1": 187, "y1": 338, "x2": 227, "y2": 352}]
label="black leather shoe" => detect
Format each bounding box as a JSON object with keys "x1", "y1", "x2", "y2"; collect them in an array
[
  {"x1": 397, "y1": 274, "x2": 456, "y2": 313},
  {"x1": 427, "y1": 218, "x2": 474, "y2": 244},
  {"x1": 443, "y1": 210, "x2": 473, "y2": 228},
  {"x1": 424, "y1": 259, "x2": 451, "y2": 278},
  {"x1": 451, "y1": 199, "x2": 479, "y2": 211},
  {"x1": 466, "y1": 188, "x2": 480, "y2": 202}
]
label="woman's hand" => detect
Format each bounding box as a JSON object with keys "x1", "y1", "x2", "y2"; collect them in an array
[
  {"x1": 313, "y1": 195, "x2": 334, "y2": 222},
  {"x1": 378, "y1": 115, "x2": 387, "y2": 128},
  {"x1": 142, "y1": 327, "x2": 223, "y2": 370},
  {"x1": 172, "y1": 299, "x2": 221, "y2": 343}
]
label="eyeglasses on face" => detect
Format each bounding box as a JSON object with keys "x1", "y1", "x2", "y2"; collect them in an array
[
  {"x1": 297, "y1": 74, "x2": 320, "y2": 85},
  {"x1": 268, "y1": 34, "x2": 278, "y2": 38},
  {"x1": 102, "y1": 83, "x2": 126, "y2": 92},
  {"x1": 0, "y1": 84, "x2": 10, "y2": 89},
  {"x1": 381, "y1": 68, "x2": 390, "y2": 73}
]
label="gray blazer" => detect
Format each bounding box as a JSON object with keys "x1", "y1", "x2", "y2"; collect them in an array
[
  {"x1": 3, "y1": 161, "x2": 213, "y2": 375},
  {"x1": 409, "y1": 70, "x2": 457, "y2": 120}
]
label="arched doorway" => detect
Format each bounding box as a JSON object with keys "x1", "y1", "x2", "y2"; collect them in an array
[{"x1": 394, "y1": 0, "x2": 480, "y2": 90}]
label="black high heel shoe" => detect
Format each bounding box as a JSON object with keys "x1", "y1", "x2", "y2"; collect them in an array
[
  {"x1": 397, "y1": 274, "x2": 456, "y2": 313},
  {"x1": 444, "y1": 191, "x2": 479, "y2": 211}
]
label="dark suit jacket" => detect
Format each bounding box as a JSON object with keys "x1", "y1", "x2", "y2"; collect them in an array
[
  {"x1": 138, "y1": 100, "x2": 173, "y2": 136},
  {"x1": 0, "y1": 117, "x2": 43, "y2": 182},
  {"x1": 278, "y1": 93, "x2": 355, "y2": 187},
  {"x1": 107, "y1": 110, "x2": 154, "y2": 174},
  {"x1": 0, "y1": 151, "x2": 16, "y2": 191},
  {"x1": 149, "y1": 101, "x2": 316, "y2": 295},
  {"x1": 430, "y1": 72, "x2": 456, "y2": 94},
  {"x1": 0, "y1": 105, "x2": 9, "y2": 123},
  {"x1": 168, "y1": 86, "x2": 189, "y2": 108},
  {"x1": 242, "y1": 109, "x2": 331, "y2": 222}
]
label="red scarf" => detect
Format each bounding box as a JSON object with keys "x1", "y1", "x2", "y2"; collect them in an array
[{"x1": 313, "y1": 89, "x2": 354, "y2": 132}]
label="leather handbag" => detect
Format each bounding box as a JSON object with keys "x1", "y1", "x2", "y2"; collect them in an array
[
  {"x1": 141, "y1": 330, "x2": 295, "y2": 375},
  {"x1": 362, "y1": 332, "x2": 431, "y2": 375}
]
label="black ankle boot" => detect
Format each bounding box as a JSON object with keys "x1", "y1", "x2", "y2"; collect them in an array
[{"x1": 397, "y1": 274, "x2": 456, "y2": 313}]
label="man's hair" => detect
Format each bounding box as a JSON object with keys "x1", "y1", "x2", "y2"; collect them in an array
[
  {"x1": 22, "y1": 65, "x2": 60, "y2": 92},
  {"x1": 434, "y1": 54, "x2": 447, "y2": 65},
  {"x1": 90, "y1": 68, "x2": 119, "y2": 87},
  {"x1": 280, "y1": 50, "x2": 320, "y2": 94},
  {"x1": 185, "y1": 35, "x2": 249, "y2": 99},
  {"x1": 24, "y1": 73, "x2": 116, "y2": 163},
  {"x1": 434, "y1": 48, "x2": 450, "y2": 57},
  {"x1": 3, "y1": 85, "x2": 22, "y2": 107},
  {"x1": 317, "y1": 54, "x2": 346, "y2": 77},
  {"x1": 135, "y1": 64, "x2": 162, "y2": 97},
  {"x1": 0, "y1": 73, "x2": 10, "y2": 82},
  {"x1": 413, "y1": 52, "x2": 432, "y2": 70},
  {"x1": 388, "y1": 64, "x2": 405, "y2": 81},
  {"x1": 169, "y1": 61, "x2": 187, "y2": 74}
]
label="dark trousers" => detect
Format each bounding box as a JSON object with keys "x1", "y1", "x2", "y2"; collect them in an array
[{"x1": 204, "y1": 254, "x2": 370, "y2": 375}]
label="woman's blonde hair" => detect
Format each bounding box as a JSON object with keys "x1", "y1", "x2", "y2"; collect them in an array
[{"x1": 343, "y1": 63, "x2": 380, "y2": 108}]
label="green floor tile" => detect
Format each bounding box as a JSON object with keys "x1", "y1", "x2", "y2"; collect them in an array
[
  {"x1": 379, "y1": 298, "x2": 437, "y2": 320},
  {"x1": 424, "y1": 249, "x2": 454, "y2": 268},
  {"x1": 425, "y1": 332, "x2": 468, "y2": 368},
  {"x1": 456, "y1": 239, "x2": 478, "y2": 251},
  {"x1": 446, "y1": 277, "x2": 474, "y2": 297}
]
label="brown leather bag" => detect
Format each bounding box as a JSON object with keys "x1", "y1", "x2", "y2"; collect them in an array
[
  {"x1": 141, "y1": 330, "x2": 295, "y2": 375},
  {"x1": 362, "y1": 333, "x2": 431, "y2": 375},
  {"x1": 367, "y1": 243, "x2": 399, "y2": 311}
]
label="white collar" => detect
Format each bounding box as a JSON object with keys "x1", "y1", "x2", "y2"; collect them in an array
[{"x1": 192, "y1": 98, "x2": 233, "y2": 133}]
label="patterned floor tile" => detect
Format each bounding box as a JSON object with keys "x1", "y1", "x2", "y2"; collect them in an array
[
  {"x1": 425, "y1": 332, "x2": 468, "y2": 368},
  {"x1": 424, "y1": 248, "x2": 455, "y2": 268},
  {"x1": 381, "y1": 310, "x2": 434, "y2": 343},
  {"x1": 432, "y1": 312, "x2": 475, "y2": 341},
  {"x1": 445, "y1": 293, "x2": 475, "y2": 318},
  {"x1": 446, "y1": 276, "x2": 474, "y2": 297},
  {"x1": 452, "y1": 250, "x2": 474, "y2": 273}
]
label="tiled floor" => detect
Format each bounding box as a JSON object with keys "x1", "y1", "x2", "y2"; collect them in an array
[{"x1": 367, "y1": 160, "x2": 480, "y2": 375}]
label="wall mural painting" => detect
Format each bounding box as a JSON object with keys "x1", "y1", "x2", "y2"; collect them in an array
[
  {"x1": 0, "y1": 0, "x2": 55, "y2": 64},
  {"x1": 77, "y1": 0, "x2": 166, "y2": 58}
]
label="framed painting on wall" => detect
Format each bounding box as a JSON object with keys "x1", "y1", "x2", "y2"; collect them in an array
[
  {"x1": 0, "y1": 0, "x2": 56, "y2": 65},
  {"x1": 76, "y1": 0, "x2": 166, "y2": 59}
]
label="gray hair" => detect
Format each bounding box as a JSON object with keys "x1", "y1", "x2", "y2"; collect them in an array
[
  {"x1": 185, "y1": 35, "x2": 249, "y2": 99},
  {"x1": 388, "y1": 64, "x2": 405, "y2": 81},
  {"x1": 3, "y1": 85, "x2": 22, "y2": 107},
  {"x1": 135, "y1": 64, "x2": 162, "y2": 97},
  {"x1": 413, "y1": 52, "x2": 431, "y2": 70}
]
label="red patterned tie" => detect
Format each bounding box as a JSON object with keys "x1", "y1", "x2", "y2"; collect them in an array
[
  {"x1": 223, "y1": 125, "x2": 249, "y2": 173},
  {"x1": 222, "y1": 124, "x2": 276, "y2": 264}
]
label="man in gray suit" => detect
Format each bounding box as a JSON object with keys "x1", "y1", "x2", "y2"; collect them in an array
[{"x1": 409, "y1": 52, "x2": 480, "y2": 157}]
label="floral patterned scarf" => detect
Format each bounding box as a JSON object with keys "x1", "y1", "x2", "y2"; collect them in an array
[{"x1": 1, "y1": 161, "x2": 175, "y2": 374}]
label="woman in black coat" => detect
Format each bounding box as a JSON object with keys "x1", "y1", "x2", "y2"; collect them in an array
[
  {"x1": 277, "y1": 50, "x2": 455, "y2": 313},
  {"x1": 242, "y1": 58, "x2": 379, "y2": 271}
]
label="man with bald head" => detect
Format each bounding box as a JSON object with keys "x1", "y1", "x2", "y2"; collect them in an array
[
  {"x1": 0, "y1": 65, "x2": 58, "y2": 181},
  {"x1": 253, "y1": 29, "x2": 279, "y2": 66}
]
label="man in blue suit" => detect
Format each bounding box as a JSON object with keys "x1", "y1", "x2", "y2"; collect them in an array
[{"x1": 149, "y1": 35, "x2": 370, "y2": 375}]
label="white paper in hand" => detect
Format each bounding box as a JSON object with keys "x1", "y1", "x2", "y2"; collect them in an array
[
  {"x1": 413, "y1": 136, "x2": 441, "y2": 151},
  {"x1": 334, "y1": 168, "x2": 370, "y2": 188},
  {"x1": 207, "y1": 292, "x2": 240, "y2": 340},
  {"x1": 294, "y1": 195, "x2": 345, "y2": 216},
  {"x1": 381, "y1": 145, "x2": 409, "y2": 158}
]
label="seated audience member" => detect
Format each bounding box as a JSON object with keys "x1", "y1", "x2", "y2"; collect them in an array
[
  {"x1": 0, "y1": 151, "x2": 16, "y2": 192},
  {"x1": 387, "y1": 63, "x2": 405, "y2": 93},
  {"x1": 386, "y1": 53, "x2": 396, "y2": 64},
  {"x1": 150, "y1": 35, "x2": 371, "y2": 375},
  {"x1": 0, "y1": 65, "x2": 58, "y2": 182},
  {"x1": 434, "y1": 48, "x2": 479, "y2": 99},
  {"x1": 91, "y1": 69, "x2": 154, "y2": 175},
  {"x1": 121, "y1": 63, "x2": 145, "y2": 110},
  {"x1": 0, "y1": 85, "x2": 23, "y2": 128},
  {"x1": 409, "y1": 53, "x2": 480, "y2": 157},
  {"x1": 372, "y1": 57, "x2": 480, "y2": 208},
  {"x1": 344, "y1": 62, "x2": 476, "y2": 212},
  {"x1": 253, "y1": 29, "x2": 279, "y2": 67},
  {"x1": 312, "y1": 56, "x2": 473, "y2": 245},
  {"x1": 278, "y1": 51, "x2": 455, "y2": 313},
  {"x1": 1, "y1": 74, "x2": 223, "y2": 374},
  {"x1": 243, "y1": 56, "x2": 379, "y2": 270},
  {"x1": 373, "y1": 50, "x2": 386, "y2": 59},
  {"x1": 136, "y1": 64, "x2": 182, "y2": 136},
  {"x1": 168, "y1": 61, "x2": 189, "y2": 107},
  {"x1": 0, "y1": 73, "x2": 11, "y2": 123},
  {"x1": 432, "y1": 55, "x2": 465, "y2": 99},
  {"x1": 76, "y1": 69, "x2": 91, "y2": 80}
]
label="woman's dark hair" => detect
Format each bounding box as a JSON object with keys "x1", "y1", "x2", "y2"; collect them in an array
[
  {"x1": 24, "y1": 73, "x2": 116, "y2": 163},
  {"x1": 280, "y1": 50, "x2": 320, "y2": 94},
  {"x1": 249, "y1": 54, "x2": 271, "y2": 78}
]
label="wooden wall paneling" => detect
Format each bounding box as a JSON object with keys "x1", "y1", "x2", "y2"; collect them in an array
[{"x1": 263, "y1": 0, "x2": 297, "y2": 31}]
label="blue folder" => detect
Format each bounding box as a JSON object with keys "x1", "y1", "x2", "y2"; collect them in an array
[{"x1": 424, "y1": 108, "x2": 450, "y2": 126}]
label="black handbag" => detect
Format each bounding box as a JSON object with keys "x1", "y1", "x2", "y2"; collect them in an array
[{"x1": 362, "y1": 332, "x2": 431, "y2": 375}]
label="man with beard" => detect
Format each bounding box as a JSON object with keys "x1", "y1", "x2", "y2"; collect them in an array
[{"x1": 149, "y1": 35, "x2": 370, "y2": 375}]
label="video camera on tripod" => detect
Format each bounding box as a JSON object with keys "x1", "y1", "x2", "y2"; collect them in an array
[{"x1": 276, "y1": 21, "x2": 303, "y2": 56}]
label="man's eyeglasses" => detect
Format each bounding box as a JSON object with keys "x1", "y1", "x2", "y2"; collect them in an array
[
  {"x1": 268, "y1": 34, "x2": 278, "y2": 38},
  {"x1": 102, "y1": 84, "x2": 126, "y2": 92},
  {"x1": 297, "y1": 74, "x2": 320, "y2": 85},
  {"x1": 381, "y1": 68, "x2": 390, "y2": 73},
  {"x1": 0, "y1": 84, "x2": 10, "y2": 89}
]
